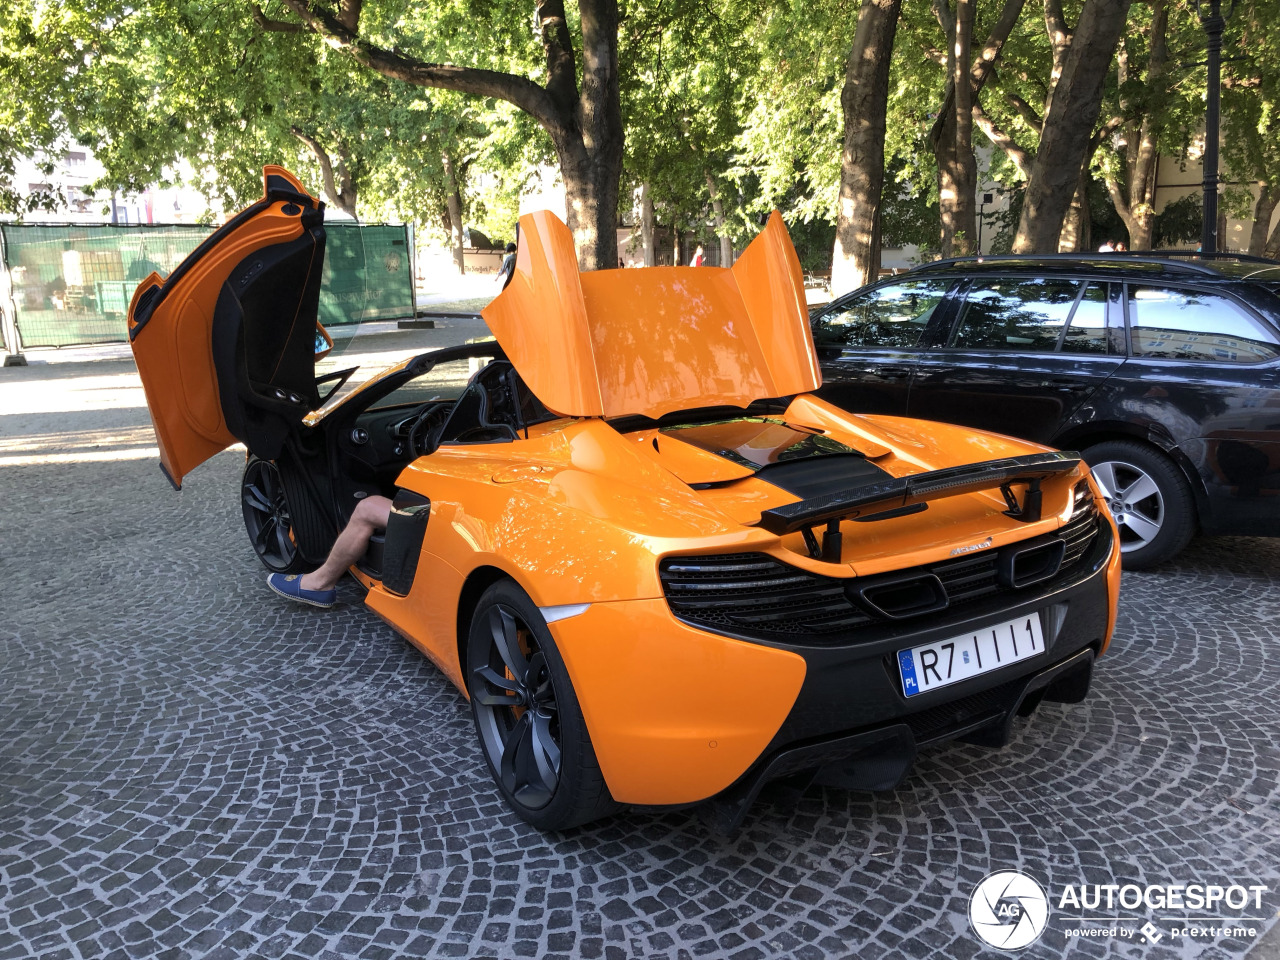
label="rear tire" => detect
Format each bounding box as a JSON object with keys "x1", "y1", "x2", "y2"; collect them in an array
[
  {"x1": 466, "y1": 581, "x2": 619, "y2": 830},
  {"x1": 1084, "y1": 440, "x2": 1195, "y2": 569}
]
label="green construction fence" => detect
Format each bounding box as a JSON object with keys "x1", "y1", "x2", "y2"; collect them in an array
[{"x1": 0, "y1": 221, "x2": 415, "y2": 349}]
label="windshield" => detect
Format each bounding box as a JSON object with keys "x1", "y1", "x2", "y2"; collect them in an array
[
  {"x1": 367, "y1": 355, "x2": 497, "y2": 411},
  {"x1": 312, "y1": 316, "x2": 494, "y2": 412}
]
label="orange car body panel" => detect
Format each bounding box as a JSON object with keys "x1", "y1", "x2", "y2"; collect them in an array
[
  {"x1": 481, "y1": 210, "x2": 821, "y2": 419},
  {"x1": 127, "y1": 166, "x2": 323, "y2": 487},
  {"x1": 1099, "y1": 479, "x2": 1123, "y2": 654},
  {"x1": 549, "y1": 600, "x2": 807, "y2": 805}
]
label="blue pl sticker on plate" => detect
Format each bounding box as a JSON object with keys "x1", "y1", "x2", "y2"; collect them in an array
[{"x1": 898, "y1": 650, "x2": 920, "y2": 697}]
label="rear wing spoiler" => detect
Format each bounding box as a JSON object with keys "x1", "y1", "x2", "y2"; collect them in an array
[{"x1": 757, "y1": 451, "x2": 1082, "y2": 561}]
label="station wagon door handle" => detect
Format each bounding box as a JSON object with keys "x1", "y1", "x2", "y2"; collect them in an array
[
  {"x1": 1040, "y1": 378, "x2": 1086, "y2": 393},
  {"x1": 871, "y1": 365, "x2": 912, "y2": 380}
]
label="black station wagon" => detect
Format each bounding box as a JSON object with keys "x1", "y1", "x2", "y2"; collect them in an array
[{"x1": 812, "y1": 254, "x2": 1280, "y2": 568}]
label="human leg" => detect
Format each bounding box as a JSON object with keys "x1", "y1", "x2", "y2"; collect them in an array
[{"x1": 299, "y1": 495, "x2": 393, "y2": 591}]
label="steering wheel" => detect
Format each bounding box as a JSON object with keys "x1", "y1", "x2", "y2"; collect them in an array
[{"x1": 407, "y1": 402, "x2": 452, "y2": 457}]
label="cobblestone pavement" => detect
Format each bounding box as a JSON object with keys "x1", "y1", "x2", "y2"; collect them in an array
[{"x1": 1, "y1": 334, "x2": 1278, "y2": 960}]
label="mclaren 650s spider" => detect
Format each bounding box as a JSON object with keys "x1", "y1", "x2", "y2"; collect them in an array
[{"x1": 128, "y1": 167, "x2": 1121, "y2": 831}]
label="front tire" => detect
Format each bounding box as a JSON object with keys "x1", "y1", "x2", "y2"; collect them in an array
[
  {"x1": 466, "y1": 581, "x2": 618, "y2": 830},
  {"x1": 241, "y1": 456, "x2": 307, "y2": 574},
  {"x1": 1084, "y1": 440, "x2": 1195, "y2": 569}
]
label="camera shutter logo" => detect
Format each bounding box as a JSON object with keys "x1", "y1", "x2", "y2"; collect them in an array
[{"x1": 969, "y1": 871, "x2": 1049, "y2": 950}]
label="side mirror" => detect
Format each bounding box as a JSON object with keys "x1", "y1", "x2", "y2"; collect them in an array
[{"x1": 314, "y1": 322, "x2": 333, "y2": 361}]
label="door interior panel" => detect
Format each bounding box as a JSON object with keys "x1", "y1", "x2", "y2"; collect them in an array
[{"x1": 212, "y1": 221, "x2": 326, "y2": 463}]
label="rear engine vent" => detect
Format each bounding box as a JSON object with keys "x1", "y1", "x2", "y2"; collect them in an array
[{"x1": 658, "y1": 553, "x2": 870, "y2": 642}]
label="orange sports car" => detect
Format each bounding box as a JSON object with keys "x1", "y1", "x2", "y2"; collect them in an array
[{"x1": 128, "y1": 168, "x2": 1121, "y2": 831}]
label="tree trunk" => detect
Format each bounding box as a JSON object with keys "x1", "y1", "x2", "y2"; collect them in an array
[
  {"x1": 1264, "y1": 214, "x2": 1280, "y2": 260},
  {"x1": 705, "y1": 174, "x2": 733, "y2": 266},
  {"x1": 441, "y1": 149, "x2": 466, "y2": 275},
  {"x1": 950, "y1": 0, "x2": 978, "y2": 255},
  {"x1": 1248, "y1": 184, "x2": 1277, "y2": 257},
  {"x1": 556, "y1": 137, "x2": 622, "y2": 272},
  {"x1": 934, "y1": 93, "x2": 980, "y2": 258},
  {"x1": 1013, "y1": 0, "x2": 1132, "y2": 253},
  {"x1": 934, "y1": 116, "x2": 964, "y2": 258},
  {"x1": 1059, "y1": 167, "x2": 1091, "y2": 252},
  {"x1": 931, "y1": 0, "x2": 1026, "y2": 257},
  {"x1": 557, "y1": 0, "x2": 623, "y2": 269},
  {"x1": 291, "y1": 127, "x2": 359, "y2": 219},
  {"x1": 1101, "y1": 0, "x2": 1166, "y2": 251},
  {"x1": 831, "y1": 0, "x2": 903, "y2": 296},
  {"x1": 1078, "y1": 174, "x2": 1092, "y2": 252},
  {"x1": 639, "y1": 181, "x2": 655, "y2": 266},
  {"x1": 1129, "y1": 202, "x2": 1154, "y2": 250},
  {"x1": 930, "y1": 0, "x2": 968, "y2": 259}
]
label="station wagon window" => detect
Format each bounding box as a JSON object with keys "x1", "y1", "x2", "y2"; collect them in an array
[
  {"x1": 1059, "y1": 283, "x2": 1114, "y2": 354},
  {"x1": 950, "y1": 278, "x2": 1082, "y2": 351},
  {"x1": 813, "y1": 279, "x2": 951, "y2": 348},
  {"x1": 1126, "y1": 286, "x2": 1280, "y2": 363}
]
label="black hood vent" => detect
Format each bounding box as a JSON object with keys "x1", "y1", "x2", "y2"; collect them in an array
[{"x1": 665, "y1": 417, "x2": 894, "y2": 497}]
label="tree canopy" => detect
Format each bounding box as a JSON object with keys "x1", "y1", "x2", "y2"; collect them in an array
[{"x1": 3, "y1": 0, "x2": 1268, "y2": 271}]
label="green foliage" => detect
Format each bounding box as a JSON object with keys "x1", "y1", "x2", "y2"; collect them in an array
[
  {"x1": 619, "y1": 0, "x2": 756, "y2": 244},
  {"x1": 1220, "y1": 0, "x2": 1280, "y2": 227},
  {"x1": 731, "y1": 0, "x2": 857, "y2": 228},
  {"x1": 0, "y1": 4, "x2": 81, "y2": 214},
  {"x1": 785, "y1": 215, "x2": 837, "y2": 273},
  {"x1": 880, "y1": 161, "x2": 940, "y2": 251},
  {"x1": 24, "y1": 0, "x2": 551, "y2": 235},
  {"x1": 5, "y1": 0, "x2": 1277, "y2": 268},
  {"x1": 728, "y1": 0, "x2": 959, "y2": 261},
  {"x1": 1153, "y1": 193, "x2": 1202, "y2": 247}
]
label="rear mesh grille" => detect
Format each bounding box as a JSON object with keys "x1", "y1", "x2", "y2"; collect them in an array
[
  {"x1": 903, "y1": 676, "x2": 1026, "y2": 743},
  {"x1": 659, "y1": 500, "x2": 1102, "y2": 645},
  {"x1": 659, "y1": 554, "x2": 873, "y2": 637}
]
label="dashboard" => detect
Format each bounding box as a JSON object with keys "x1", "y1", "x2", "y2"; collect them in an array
[{"x1": 339, "y1": 401, "x2": 453, "y2": 480}]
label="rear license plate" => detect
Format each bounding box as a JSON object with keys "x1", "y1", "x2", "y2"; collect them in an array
[{"x1": 897, "y1": 613, "x2": 1044, "y2": 698}]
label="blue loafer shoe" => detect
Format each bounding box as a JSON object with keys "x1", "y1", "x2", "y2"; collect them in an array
[{"x1": 266, "y1": 573, "x2": 337, "y2": 609}]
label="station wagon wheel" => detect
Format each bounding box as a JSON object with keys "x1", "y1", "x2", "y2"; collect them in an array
[
  {"x1": 467, "y1": 581, "x2": 618, "y2": 830},
  {"x1": 241, "y1": 456, "x2": 307, "y2": 574},
  {"x1": 1090, "y1": 459, "x2": 1164, "y2": 549},
  {"x1": 1084, "y1": 440, "x2": 1195, "y2": 570}
]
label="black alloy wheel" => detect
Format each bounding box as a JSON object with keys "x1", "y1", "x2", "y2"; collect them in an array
[
  {"x1": 474, "y1": 604, "x2": 561, "y2": 809},
  {"x1": 241, "y1": 456, "x2": 307, "y2": 573},
  {"x1": 467, "y1": 581, "x2": 618, "y2": 830}
]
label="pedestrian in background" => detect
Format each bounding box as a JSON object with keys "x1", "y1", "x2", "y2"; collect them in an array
[{"x1": 495, "y1": 242, "x2": 517, "y2": 288}]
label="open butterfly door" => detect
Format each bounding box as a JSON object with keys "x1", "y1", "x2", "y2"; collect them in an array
[{"x1": 128, "y1": 166, "x2": 328, "y2": 489}]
